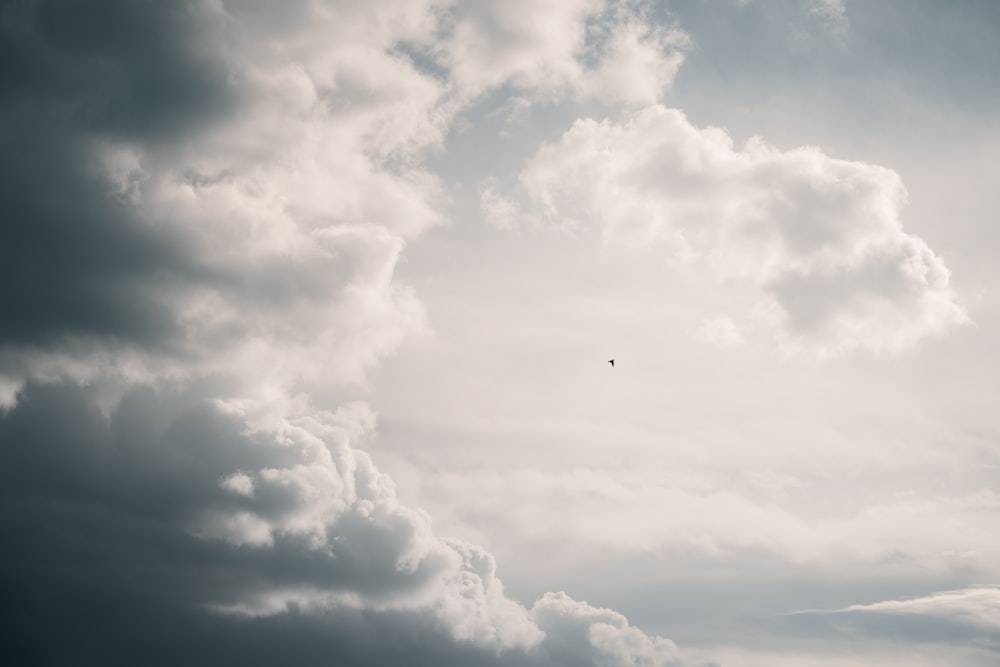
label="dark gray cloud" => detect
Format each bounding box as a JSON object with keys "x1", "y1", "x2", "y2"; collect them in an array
[
  {"x1": 0, "y1": 384, "x2": 451, "y2": 601},
  {"x1": 1, "y1": 0, "x2": 237, "y2": 139},
  {"x1": 0, "y1": 0, "x2": 234, "y2": 348},
  {"x1": 0, "y1": 129, "x2": 189, "y2": 347},
  {"x1": 12, "y1": 1, "x2": 984, "y2": 664},
  {"x1": 0, "y1": 385, "x2": 452, "y2": 666},
  {"x1": 0, "y1": 383, "x2": 694, "y2": 666},
  {"x1": 0, "y1": 0, "x2": 444, "y2": 397},
  {"x1": 0, "y1": 1, "x2": 530, "y2": 660}
]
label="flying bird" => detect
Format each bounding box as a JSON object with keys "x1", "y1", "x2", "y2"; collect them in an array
[{"x1": 608, "y1": 359, "x2": 614, "y2": 367}]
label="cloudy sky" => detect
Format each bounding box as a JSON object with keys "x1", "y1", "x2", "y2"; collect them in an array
[{"x1": 1, "y1": 0, "x2": 998, "y2": 665}]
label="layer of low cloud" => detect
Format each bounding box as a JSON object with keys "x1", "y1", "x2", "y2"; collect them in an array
[{"x1": 489, "y1": 106, "x2": 966, "y2": 356}]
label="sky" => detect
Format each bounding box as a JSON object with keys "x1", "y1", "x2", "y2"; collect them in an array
[{"x1": 0, "y1": 1, "x2": 998, "y2": 665}]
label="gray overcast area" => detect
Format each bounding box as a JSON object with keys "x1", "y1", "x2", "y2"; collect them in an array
[{"x1": 2, "y1": 1, "x2": 999, "y2": 666}]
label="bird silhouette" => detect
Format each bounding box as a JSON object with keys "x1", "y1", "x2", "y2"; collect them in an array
[{"x1": 608, "y1": 359, "x2": 614, "y2": 367}]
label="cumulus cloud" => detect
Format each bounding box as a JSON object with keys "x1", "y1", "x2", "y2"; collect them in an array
[
  {"x1": 0, "y1": 0, "x2": 691, "y2": 397},
  {"x1": 0, "y1": 382, "x2": 694, "y2": 666},
  {"x1": 0, "y1": 1, "x2": 704, "y2": 665},
  {"x1": 436, "y1": 0, "x2": 687, "y2": 106},
  {"x1": 439, "y1": 0, "x2": 600, "y2": 97},
  {"x1": 499, "y1": 106, "x2": 967, "y2": 356},
  {"x1": 576, "y1": 2, "x2": 689, "y2": 107},
  {"x1": 7, "y1": 0, "x2": 974, "y2": 664},
  {"x1": 532, "y1": 592, "x2": 684, "y2": 666},
  {"x1": 0, "y1": 0, "x2": 446, "y2": 400}
]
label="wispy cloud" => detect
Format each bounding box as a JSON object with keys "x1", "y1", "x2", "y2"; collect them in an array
[
  {"x1": 821, "y1": 586, "x2": 1000, "y2": 631},
  {"x1": 781, "y1": 586, "x2": 1000, "y2": 656},
  {"x1": 809, "y1": 0, "x2": 849, "y2": 35}
]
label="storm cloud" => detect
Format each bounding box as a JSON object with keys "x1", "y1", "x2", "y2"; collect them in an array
[
  {"x1": 0, "y1": 1, "x2": 987, "y2": 665},
  {"x1": 0, "y1": 382, "x2": 690, "y2": 666},
  {"x1": 0, "y1": 1, "x2": 699, "y2": 665}
]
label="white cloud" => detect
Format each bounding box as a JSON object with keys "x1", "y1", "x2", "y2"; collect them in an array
[
  {"x1": 201, "y1": 405, "x2": 533, "y2": 645},
  {"x1": 437, "y1": 0, "x2": 688, "y2": 106},
  {"x1": 3, "y1": 378, "x2": 704, "y2": 664},
  {"x1": 833, "y1": 586, "x2": 1000, "y2": 631},
  {"x1": 0, "y1": 2, "x2": 709, "y2": 661},
  {"x1": 0, "y1": 0, "x2": 446, "y2": 400},
  {"x1": 0, "y1": 376, "x2": 20, "y2": 411},
  {"x1": 501, "y1": 105, "x2": 967, "y2": 356},
  {"x1": 197, "y1": 510, "x2": 275, "y2": 547},
  {"x1": 532, "y1": 592, "x2": 684, "y2": 666},
  {"x1": 440, "y1": 0, "x2": 599, "y2": 98},
  {"x1": 4, "y1": 1, "x2": 988, "y2": 665},
  {"x1": 577, "y1": 3, "x2": 689, "y2": 107},
  {"x1": 219, "y1": 471, "x2": 256, "y2": 497},
  {"x1": 780, "y1": 586, "x2": 1000, "y2": 657},
  {"x1": 0, "y1": 1, "x2": 693, "y2": 400},
  {"x1": 188, "y1": 397, "x2": 691, "y2": 661}
]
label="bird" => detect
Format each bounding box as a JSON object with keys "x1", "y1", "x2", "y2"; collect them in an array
[{"x1": 608, "y1": 359, "x2": 614, "y2": 367}]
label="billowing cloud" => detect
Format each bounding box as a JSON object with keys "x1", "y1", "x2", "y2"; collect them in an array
[
  {"x1": 0, "y1": 0, "x2": 691, "y2": 399},
  {"x1": 0, "y1": 382, "x2": 698, "y2": 666},
  {"x1": 436, "y1": 0, "x2": 687, "y2": 105},
  {"x1": 497, "y1": 105, "x2": 966, "y2": 355},
  {"x1": 0, "y1": 1, "x2": 703, "y2": 665},
  {"x1": 0, "y1": 0, "x2": 447, "y2": 400},
  {"x1": 575, "y1": 2, "x2": 689, "y2": 107},
  {"x1": 2, "y1": 1, "x2": 983, "y2": 665}
]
